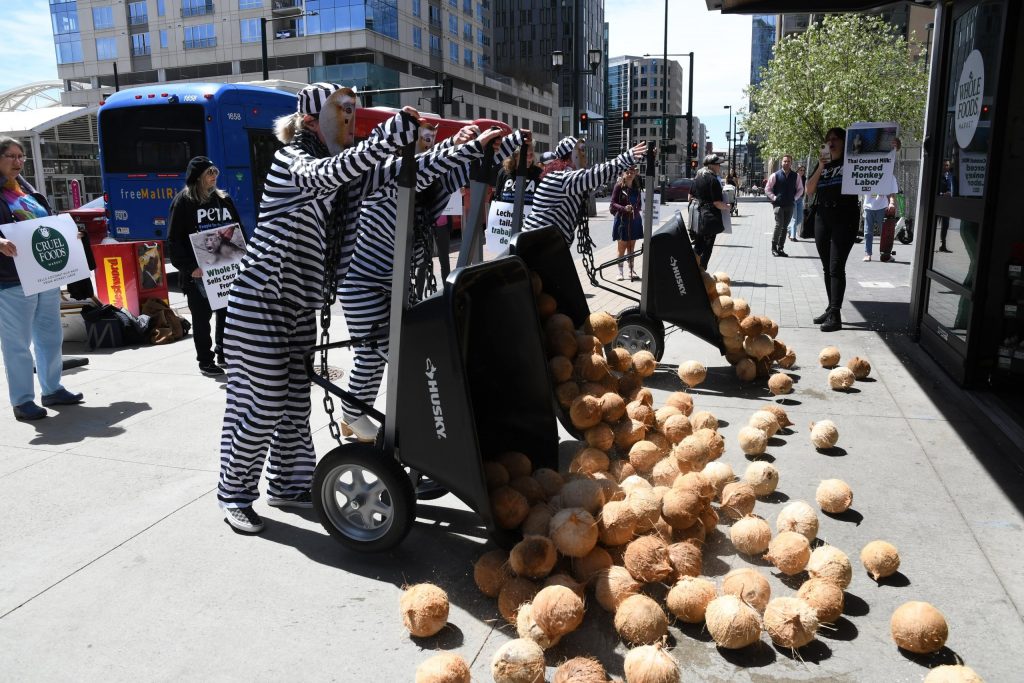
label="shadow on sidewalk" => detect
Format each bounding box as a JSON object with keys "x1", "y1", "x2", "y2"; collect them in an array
[{"x1": 27, "y1": 401, "x2": 152, "y2": 446}]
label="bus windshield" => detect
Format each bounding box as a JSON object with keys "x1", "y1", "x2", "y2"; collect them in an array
[{"x1": 100, "y1": 104, "x2": 207, "y2": 174}]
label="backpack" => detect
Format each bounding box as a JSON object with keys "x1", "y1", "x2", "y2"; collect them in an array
[{"x1": 141, "y1": 298, "x2": 190, "y2": 345}]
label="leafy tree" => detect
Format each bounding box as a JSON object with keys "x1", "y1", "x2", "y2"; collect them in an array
[{"x1": 743, "y1": 13, "x2": 928, "y2": 160}]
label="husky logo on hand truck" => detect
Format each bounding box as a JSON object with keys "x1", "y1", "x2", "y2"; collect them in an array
[{"x1": 424, "y1": 358, "x2": 447, "y2": 439}]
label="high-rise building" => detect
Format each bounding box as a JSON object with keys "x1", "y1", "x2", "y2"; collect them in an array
[{"x1": 49, "y1": 0, "x2": 557, "y2": 151}]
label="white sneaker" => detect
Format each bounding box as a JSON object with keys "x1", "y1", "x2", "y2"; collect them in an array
[
  {"x1": 340, "y1": 415, "x2": 379, "y2": 443},
  {"x1": 617, "y1": 271, "x2": 625, "y2": 281},
  {"x1": 863, "y1": 254, "x2": 871, "y2": 261}
]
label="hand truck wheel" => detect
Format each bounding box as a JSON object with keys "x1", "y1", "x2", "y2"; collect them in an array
[
  {"x1": 312, "y1": 442, "x2": 416, "y2": 552},
  {"x1": 614, "y1": 306, "x2": 666, "y2": 361}
]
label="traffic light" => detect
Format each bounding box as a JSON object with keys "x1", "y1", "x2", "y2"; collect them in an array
[
  {"x1": 622, "y1": 111, "x2": 632, "y2": 130},
  {"x1": 690, "y1": 159, "x2": 698, "y2": 169},
  {"x1": 668, "y1": 117, "x2": 676, "y2": 139},
  {"x1": 441, "y1": 77, "x2": 454, "y2": 105},
  {"x1": 579, "y1": 112, "x2": 589, "y2": 132},
  {"x1": 690, "y1": 141, "x2": 698, "y2": 156}
]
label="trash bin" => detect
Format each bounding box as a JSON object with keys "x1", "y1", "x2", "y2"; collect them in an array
[{"x1": 92, "y1": 241, "x2": 169, "y2": 315}]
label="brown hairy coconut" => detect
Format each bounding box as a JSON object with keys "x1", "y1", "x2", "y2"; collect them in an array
[
  {"x1": 695, "y1": 428, "x2": 725, "y2": 462},
  {"x1": 721, "y1": 567, "x2": 771, "y2": 613},
  {"x1": 701, "y1": 461, "x2": 735, "y2": 498},
  {"x1": 661, "y1": 487, "x2": 703, "y2": 530},
  {"x1": 809, "y1": 420, "x2": 840, "y2": 449},
  {"x1": 559, "y1": 479, "x2": 605, "y2": 515},
  {"x1": 544, "y1": 312, "x2": 575, "y2": 335},
  {"x1": 847, "y1": 356, "x2": 871, "y2": 379},
  {"x1": 492, "y1": 486, "x2": 531, "y2": 529},
  {"x1": 547, "y1": 329, "x2": 579, "y2": 359},
  {"x1": 743, "y1": 461, "x2": 779, "y2": 496},
  {"x1": 735, "y1": 358, "x2": 757, "y2": 382},
  {"x1": 667, "y1": 541, "x2": 703, "y2": 578},
  {"x1": 710, "y1": 295, "x2": 734, "y2": 318},
  {"x1": 623, "y1": 642, "x2": 680, "y2": 683},
  {"x1": 629, "y1": 440, "x2": 662, "y2": 473},
  {"x1": 818, "y1": 346, "x2": 841, "y2": 368},
  {"x1": 891, "y1": 601, "x2": 948, "y2": 654},
  {"x1": 536, "y1": 293, "x2": 558, "y2": 318},
  {"x1": 776, "y1": 501, "x2": 819, "y2": 541},
  {"x1": 626, "y1": 487, "x2": 662, "y2": 532},
  {"x1": 623, "y1": 535, "x2": 674, "y2": 584},
  {"x1": 738, "y1": 316, "x2": 764, "y2": 337},
  {"x1": 633, "y1": 387, "x2": 655, "y2": 406},
  {"x1": 715, "y1": 281, "x2": 732, "y2": 297},
  {"x1": 732, "y1": 298, "x2": 751, "y2": 319},
  {"x1": 531, "y1": 585, "x2": 585, "y2": 639},
  {"x1": 614, "y1": 594, "x2": 669, "y2": 645},
  {"x1": 768, "y1": 373, "x2": 794, "y2": 396},
  {"x1": 609, "y1": 458, "x2": 637, "y2": 483},
  {"x1": 737, "y1": 426, "x2": 768, "y2": 456},
  {"x1": 533, "y1": 468, "x2": 564, "y2": 499},
  {"x1": 615, "y1": 418, "x2": 647, "y2": 451},
  {"x1": 764, "y1": 531, "x2": 811, "y2": 575},
  {"x1": 730, "y1": 515, "x2": 773, "y2": 555},
  {"x1": 522, "y1": 503, "x2": 556, "y2": 537},
  {"x1": 828, "y1": 367, "x2": 856, "y2": 391},
  {"x1": 553, "y1": 657, "x2": 610, "y2": 683},
  {"x1": 594, "y1": 565, "x2": 642, "y2": 612},
  {"x1": 662, "y1": 414, "x2": 693, "y2": 445},
  {"x1": 544, "y1": 574, "x2": 585, "y2": 599},
  {"x1": 572, "y1": 545, "x2": 614, "y2": 585},
  {"x1": 816, "y1": 479, "x2": 853, "y2": 514},
  {"x1": 923, "y1": 666, "x2": 984, "y2": 683},
  {"x1": 705, "y1": 595, "x2": 763, "y2": 649},
  {"x1": 672, "y1": 435, "x2": 709, "y2": 474},
  {"x1": 571, "y1": 447, "x2": 611, "y2": 475},
  {"x1": 702, "y1": 269, "x2": 718, "y2": 295},
  {"x1": 570, "y1": 395, "x2": 603, "y2": 430},
  {"x1": 474, "y1": 549, "x2": 512, "y2": 597},
  {"x1": 677, "y1": 360, "x2": 708, "y2": 388},
  {"x1": 509, "y1": 476, "x2": 547, "y2": 506},
  {"x1": 498, "y1": 451, "x2": 533, "y2": 479},
  {"x1": 719, "y1": 315, "x2": 741, "y2": 338},
  {"x1": 687, "y1": 411, "x2": 716, "y2": 432},
  {"x1": 647, "y1": 431, "x2": 672, "y2": 458},
  {"x1": 585, "y1": 311, "x2": 619, "y2": 345},
  {"x1": 510, "y1": 535, "x2": 558, "y2": 579},
  {"x1": 759, "y1": 403, "x2": 794, "y2": 428},
  {"x1": 806, "y1": 545, "x2": 853, "y2": 589},
  {"x1": 673, "y1": 470, "x2": 714, "y2": 502},
  {"x1": 549, "y1": 355, "x2": 574, "y2": 383},
  {"x1": 719, "y1": 482, "x2": 757, "y2": 520},
  {"x1": 556, "y1": 381, "x2": 581, "y2": 408},
  {"x1": 797, "y1": 578, "x2": 845, "y2": 624},
  {"x1": 485, "y1": 461, "x2": 511, "y2": 490},
  {"x1": 618, "y1": 372, "x2": 643, "y2": 399},
  {"x1": 764, "y1": 597, "x2": 820, "y2": 649},
  {"x1": 749, "y1": 410, "x2": 781, "y2": 437},
  {"x1": 491, "y1": 638, "x2": 545, "y2": 683},
  {"x1": 601, "y1": 392, "x2": 627, "y2": 422},
  {"x1": 651, "y1": 456, "x2": 681, "y2": 487},
  {"x1": 764, "y1": 319, "x2": 780, "y2": 338},
  {"x1": 607, "y1": 346, "x2": 634, "y2": 373},
  {"x1": 415, "y1": 652, "x2": 472, "y2": 683},
  {"x1": 498, "y1": 577, "x2": 540, "y2": 624},
  {"x1": 744, "y1": 334, "x2": 775, "y2": 360},
  {"x1": 666, "y1": 576, "x2": 718, "y2": 623},
  {"x1": 770, "y1": 339, "x2": 788, "y2": 362},
  {"x1": 861, "y1": 540, "x2": 901, "y2": 581},
  {"x1": 654, "y1": 404, "x2": 682, "y2": 427},
  {"x1": 632, "y1": 350, "x2": 658, "y2": 378},
  {"x1": 550, "y1": 507, "x2": 600, "y2": 558},
  {"x1": 598, "y1": 499, "x2": 638, "y2": 547},
  {"x1": 576, "y1": 333, "x2": 600, "y2": 354},
  {"x1": 627, "y1": 400, "x2": 656, "y2": 428},
  {"x1": 400, "y1": 583, "x2": 449, "y2": 637},
  {"x1": 576, "y1": 353, "x2": 611, "y2": 383},
  {"x1": 584, "y1": 422, "x2": 616, "y2": 452},
  {"x1": 779, "y1": 346, "x2": 797, "y2": 369},
  {"x1": 516, "y1": 602, "x2": 562, "y2": 649},
  {"x1": 664, "y1": 391, "x2": 695, "y2": 415}
]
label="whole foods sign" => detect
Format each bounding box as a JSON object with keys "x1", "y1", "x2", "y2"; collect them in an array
[
  {"x1": 955, "y1": 50, "x2": 985, "y2": 149},
  {"x1": 7, "y1": 214, "x2": 89, "y2": 295}
]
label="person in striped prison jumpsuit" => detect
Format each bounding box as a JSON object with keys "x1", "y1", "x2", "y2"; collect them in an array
[
  {"x1": 522, "y1": 136, "x2": 649, "y2": 246},
  {"x1": 217, "y1": 82, "x2": 420, "y2": 534},
  {"x1": 336, "y1": 125, "x2": 525, "y2": 441}
]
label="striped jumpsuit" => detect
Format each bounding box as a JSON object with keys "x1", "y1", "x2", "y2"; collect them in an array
[
  {"x1": 522, "y1": 149, "x2": 641, "y2": 245},
  {"x1": 338, "y1": 130, "x2": 524, "y2": 421},
  {"x1": 217, "y1": 114, "x2": 417, "y2": 509}
]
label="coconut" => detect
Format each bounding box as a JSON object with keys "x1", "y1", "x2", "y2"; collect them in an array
[
  {"x1": 626, "y1": 441, "x2": 660, "y2": 474},
  {"x1": 492, "y1": 486, "x2": 531, "y2": 529},
  {"x1": 769, "y1": 339, "x2": 788, "y2": 362},
  {"x1": 553, "y1": 657, "x2": 610, "y2": 683},
  {"x1": 498, "y1": 577, "x2": 540, "y2": 625},
  {"x1": 923, "y1": 665, "x2": 985, "y2": 683},
  {"x1": 647, "y1": 432, "x2": 672, "y2": 458},
  {"x1": 672, "y1": 434, "x2": 709, "y2": 474},
  {"x1": 744, "y1": 334, "x2": 775, "y2": 360},
  {"x1": 891, "y1": 601, "x2": 949, "y2": 654},
  {"x1": 818, "y1": 346, "x2": 841, "y2": 368},
  {"x1": 672, "y1": 517, "x2": 706, "y2": 547},
  {"x1": 498, "y1": 451, "x2": 533, "y2": 479},
  {"x1": 677, "y1": 360, "x2": 707, "y2": 388},
  {"x1": 666, "y1": 576, "x2": 717, "y2": 624},
  {"x1": 531, "y1": 584, "x2": 585, "y2": 639},
  {"x1": 627, "y1": 401, "x2": 656, "y2": 429},
  {"x1": 764, "y1": 597, "x2": 820, "y2": 649},
  {"x1": 547, "y1": 330, "x2": 579, "y2": 360},
  {"x1": 651, "y1": 456, "x2": 681, "y2": 487},
  {"x1": 516, "y1": 602, "x2": 562, "y2": 649},
  {"x1": 623, "y1": 535, "x2": 674, "y2": 584},
  {"x1": 594, "y1": 565, "x2": 642, "y2": 612},
  {"x1": 737, "y1": 426, "x2": 768, "y2": 456},
  {"x1": 560, "y1": 478, "x2": 605, "y2": 515},
  {"x1": 661, "y1": 487, "x2": 703, "y2": 530},
  {"x1": 779, "y1": 347, "x2": 797, "y2": 369},
  {"x1": 845, "y1": 355, "x2": 871, "y2": 379},
  {"x1": 743, "y1": 461, "x2": 779, "y2": 496},
  {"x1": 619, "y1": 372, "x2": 643, "y2": 400},
  {"x1": 797, "y1": 578, "x2": 845, "y2": 623},
  {"x1": 622, "y1": 642, "x2": 680, "y2": 683},
  {"x1": 672, "y1": 471, "x2": 715, "y2": 502},
  {"x1": 664, "y1": 391, "x2": 694, "y2": 415},
  {"x1": 621, "y1": 474, "x2": 653, "y2": 495},
  {"x1": 759, "y1": 403, "x2": 794, "y2": 428},
  {"x1": 609, "y1": 458, "x2": 637, "y2": 483},
  {"x1": 695, "y1": 428, "x2": 725, "y2": 460},
  {"x1": 721, "y1": 567, "x2": 771, "y2": 613},
  {"x1": 714, "y1": 295, "x2": 737, "y2": 319},
  {"x1": 577, "y1": 353, "x2": 611, "y2": 383},
  {"x1": 594, "y1": 499, "x2": 635, "y2": 546},
  {"x1": 571, "y1": 447, "x2": 611, "y2": 475},
  {"x1": 485, "y1": 461, "x2": 511, "y2": 490},
  {"x1": 775, "y1": 501, "x2": 819, "y2": 541},
  {"x1": 748, "y1": 411, "x2": 781, "y2": 438},
  {"x1": 735, "y1": 358, "x2": 757, "y2": 382},
  {"x1": 529, "y1": 271, "x2": 543, "y2": 295},
  {"x1": 754, "y1": 357, "x2": 773, "y2": 379},
  {"x1": 606, "y1": 345, "x2": 634, "y2": 373},
  {"x1": 737, "y1": 316, "x2": 763, "y2": 337},
  {"x1": 632, "y1": 350, "x2": 658, "y2": 378},
  {"x1": 730, "y1": 515, "x2": 773, "y2": 555},
  {"x1": 861, "y1": 540, "x2": 901, "y2": 581},
  {"x1": 544, "y1": 312, "x2": 574, "y2": 335},
  {"x1": 768, "y1": 373, "x2": 794, "y2": 396},
  {"x1": 550, "y1": 508, "x2": 599, "y2": 558},
  {"x1": 491, "y1": 638, "x2": 546, "y2": 683},
  {"x1": 584, "y1": 423, "x2": 616, "y2": 452},
  {"x1": 572, "y1": 545, "x2": 614, "y2": 585},
  {"x1": 601, "y1": 392, "x2": 628, "y2": 422},
  {"x1": 509, "y1": 476, "x2": 547, "y2": 505},
  {"x1": 570, "y1": 394, "x2": 604, "y2": 430},
  {"x1": 537, "y1": 293, "x2": 558, "y2": 318},
  {"x1": 533, "y1": 468, "x2": 565, "y2": 499},
  {"x1": 415, "y1": 652, "x2": 472, "y2": 683},
  {"x1": 705, "y1": 595, "x2": 763, "y2": 649},
  {"x1": 627, "y1": 487, "x2": 662, "y2": 532},
  {"x1": 615, "y1": 419, "x2": 647, "y2": 451},
  {"x1": 764, "y1": 319, "x2": 780, "y2": 338},
  {"x1": 807, "y1": 545, "x2": 853, "y2": 589},
  {"x1": 654, "y1": 404, "x2": 682, "y2": 427},
  {"x1": 701, "y1": 462, "x2": 735, "y2": 498},
  {"x1": 666, "y1": 541, "x2": 703, "y2": 578},
  {"x1": 474, "y1": 549, "x2": 512, "y2": 598},
  {"x1": 510, "y1": 535, "x2": 558, "y2": 579},
  {"x1": 764, "y1": 531, "x2": 811, "y2": 575},
  {"x1": 816, "y1": 479, "x2": 853, "y2": 514},
  {"x1": 576, "y1": 333, "x2": 600, "y2": 354},
  {"x1": 809, "y1": 420, "x2": 839, "y2": 450},
  {"x1": 720, "y1": 482, "x2": 757, "y2": 520},
  {"x1": 585, "y1": 311, "x2": 619, "y2": 345},
  {"x1": 828, "y1": 367, "x2": 856, "y2": 391},
  {"x1": 522, "y1": 504, "x2": 556, "y2": 537},
  {"x1": 614, "y1": 594, "x2": 669, "y2": 645},
  {"x1": 544, "y1": 573, "x2": 586, "y2": 600},
  {"x1": 700, "y1": 506, "x2": 720, "y2": 534},
  {"x1": 702, "y1": 269, "x2": 718, "y2": 295},
  {"x1": 400, "y1": 583, "x2": 449, "y2": 637},
  {"x1": 556, "y1": 381, "x2": 581, "y2": 408},
  {"x1": 719, "y1": 316, "x2": 741, "y2": 338}
]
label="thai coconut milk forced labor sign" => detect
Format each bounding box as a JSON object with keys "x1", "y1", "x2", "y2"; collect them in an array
[
  {"x1": 189, "y1": 223, "x2": 246, "y2": 310},
  {"x1": 6, "y1": 213, "x2": 90, "y2": 296},
  {"x1": 841, "y1": 121, "x2": 899, "y2": 195}
]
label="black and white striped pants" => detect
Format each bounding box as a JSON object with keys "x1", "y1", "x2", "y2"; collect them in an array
[
  {"x1": 337, "y1": 284, "x2": 391, "y2": 420},
  {"x1": 217, "y1": 284, "x2": 317, "y2": 508}
]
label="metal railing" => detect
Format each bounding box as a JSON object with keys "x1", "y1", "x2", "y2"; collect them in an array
[
  {"x1": 131, "y1": 46, "x2": 152, "y2": 56},
  {"x1": 184, "y1": 37, "x2": 217, "y2": 49},
  {"x1": 181, "y1": 2, "x2": 215, "y2": 18}
]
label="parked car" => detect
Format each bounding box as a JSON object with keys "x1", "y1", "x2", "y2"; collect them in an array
[
  {"x1": 661, "y1": 178, "x2": 694, "y2": 203},
  {"x1": 64, "y1": 196, "x2": 110, "y2": 244}
]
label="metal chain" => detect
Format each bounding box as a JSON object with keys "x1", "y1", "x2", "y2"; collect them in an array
[
  {"x1": 319, "y1": 188, "x2": 347, "y2": 445},
  {"x1": 574, "y1": 197, "x2": 599, "y2": 286}
]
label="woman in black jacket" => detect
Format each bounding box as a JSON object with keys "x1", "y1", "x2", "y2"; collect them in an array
[{"x1": 166, "y1": 156, "x2": 242, "y2": 376}]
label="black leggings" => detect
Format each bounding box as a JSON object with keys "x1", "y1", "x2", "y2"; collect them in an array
[{"x1": 814, "y1": 210, "x2": 858, "y2": 311}]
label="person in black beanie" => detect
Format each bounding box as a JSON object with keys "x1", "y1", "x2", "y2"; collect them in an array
[{"x1": 167, "y1": 156, "x2": 241, "y2": 376}]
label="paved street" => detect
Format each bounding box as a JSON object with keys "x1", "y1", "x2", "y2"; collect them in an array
[{"x1": 1, "y1": 198, "x2": 1022, "y2": 681}]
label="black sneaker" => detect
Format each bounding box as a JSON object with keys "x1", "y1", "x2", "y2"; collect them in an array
[
  {"x1": 777, "y1": 250, "x2": 789, "y2": 257},
  {"x1": 267, "y1": 491, "x2": 313, "y2": 509},
  {"x1": 771, "y1": 247, "x2": 780, "y2": 257},
  {"x1": 813, "y1": 309, "x2": 831, "y2": 325},
  {"x1": 224, "y1": 506, "x2": 264, "y2": 534},
  {"x1": 199, "y1": 362, "x2": 225, "y2": 377},
  {"x1": 820, "y1": 309, "x2": 842, "y2": 332}
]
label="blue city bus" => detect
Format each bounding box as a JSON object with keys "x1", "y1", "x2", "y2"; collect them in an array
[{"x1": 98, "y1": 83, "x2": 296, "y2": 241}]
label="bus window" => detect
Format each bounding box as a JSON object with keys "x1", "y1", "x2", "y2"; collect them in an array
[
  {"x1": 248, "y1": 129, "x2": 283, "y2": 206},
  {"x1": 100, "y1": 105, "x2": 207, "y2": 174}
]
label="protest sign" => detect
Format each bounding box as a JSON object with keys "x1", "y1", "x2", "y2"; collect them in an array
[
  {"x1": 842, "y1": 121, "x2": 899, "y2": 195},
  {"x1": 6, "y1": 213, "x2": 90, "y2": 296},
  {"x1": 441, "y1": 191, "x2": 462, "y2": 216},
  {"x1": 958, "y1": 152, "x2": 986, "y2": 197},
  {"x1": 483, "y1": 200, "x2": 531, "y2": 258},
  {"x1": 189, "y1": 223, "x2": 246, "y2": 310}
]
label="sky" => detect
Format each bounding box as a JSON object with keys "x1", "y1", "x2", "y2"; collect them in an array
[{"x1": 1, "y1": 0, "x2": 751, "y2": 151}]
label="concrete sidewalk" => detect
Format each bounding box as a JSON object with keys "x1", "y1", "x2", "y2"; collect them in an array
[{"x1": 1, "y1": 198, "x2": 1022, "y2": 681}]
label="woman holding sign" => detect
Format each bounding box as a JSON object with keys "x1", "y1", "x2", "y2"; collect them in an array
[
  {"x1": 0, "y1": 136, "x2": 83, "y2": 420},
  {"x1": 805, "y1": 127, "x2": 861, "y2": 332},
  {"x1": 167, "y1": 156, "x2": 242, "y2": 377}
]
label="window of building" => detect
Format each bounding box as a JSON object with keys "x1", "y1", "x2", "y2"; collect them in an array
[
  {"x1": 448, "y1": 0, "x2": 456, "y2": 6},
  {"x1": 51, "y1": 5, "x2": 80, "y2": 34},
  {"x1": 429, "y1": 5, "x2": 441, "y2": 26},
  {"x1": 412, "y1": 0, "x2": 420, "y2": 17},
  {"x1": 157, "y1": 0, "x2": 166, "y2": 16},
  {"x1": 159, "y1": 29, "x2": 168, "y2": 49},
  {"x1": 184, "y1": 23, "x2": 216, "y2": 49},
  {"x1": 464, "y1": 47, "x2": 473, "y2": 67},
  {"x1": 464, "y1": 23, "x2": 472, "y2": 41},
  {"x1": 449, "y1": 14, "x2": 457, "y2": 35},
  {"x1": 128, "y1": 1, "x2": 147, "y2": 25},
  {"x1": 463, "y1": 0, "x2": 472, "y2": 12},
  {"x1": 412, "y1": 25, "x2": 422, "y2": 49},
  {"x1": 92, "y1": 6, "x2": 114, "y2": 30},
  {"x1": 131, "y1": 32, "x2": 151, "y2": 56},
  {"x1": 430, "y1": 34, "x2": 441, "y2": 57},
  {"x1": 182, "y1": 0, "x2": 214, "y2": 17},
  {"x1": 449, "y1": 41, "x2": 458, "y2": 61},
  {"x1": 240, "y1": 17, "x2": 260, "y2": 43},
  {"x1": 239, "y1": 0, "x2": 262, "y2": 8},
  {"x1": 96, "y1": 37, "x2": 117, "y2": 60},
  {"x1": 54, "y1": 35, "x2": 83, "y2": 65}
]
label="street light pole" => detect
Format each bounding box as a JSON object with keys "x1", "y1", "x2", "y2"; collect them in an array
[
  {"x1": 260, "y1": 17, "x2": 269, "y2": 80},
  {"x1": 723, "y1": 104, "x2": 732, "y2": 174},
  {"x1": 572, "y1": 0, "x2": 581, "y2": 138},
  {"x1": 661, "y1": 0, "x2": 668, "y2": 193}
]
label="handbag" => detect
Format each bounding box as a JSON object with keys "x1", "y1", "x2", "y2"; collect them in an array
[{"x1": 799, "y1": 204, "x2": 816, "y2": 239}]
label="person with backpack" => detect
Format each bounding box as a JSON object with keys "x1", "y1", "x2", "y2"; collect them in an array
[{"x1": 690, "y1": 154, "x2": 730, "y2": 270}]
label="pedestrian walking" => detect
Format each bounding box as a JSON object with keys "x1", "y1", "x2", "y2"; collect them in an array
[
  {"x1": 788, "y1": 165, "x2": 806, "y2": 241},
  {"x1": 937, "y1": 159, "x2": 955, "y2": 252},
  {"x1": 167, "y1": 156, "x2": 242, "y2": 376},
  {"x1": 805, "y1": 127, "x2": 860, "y2": 332},
  {"x1": 691, "y1": 154, "x2": 729, "y2": 270},
  {"x1": 861, "y1": 172, "x2": 898, "y2": 261},
  {"x1": 0, "y1": 136, "x2": 84, "y2": 420},
  {"x1": 765, "y1": 154, "x2": 803, "y2": 256},
  {"x1": 610, "y1": 166, "x2": 644, "y2": 281},
  {"x1": 216, "y1": 83, "x2": 418, "y2": 534}
]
